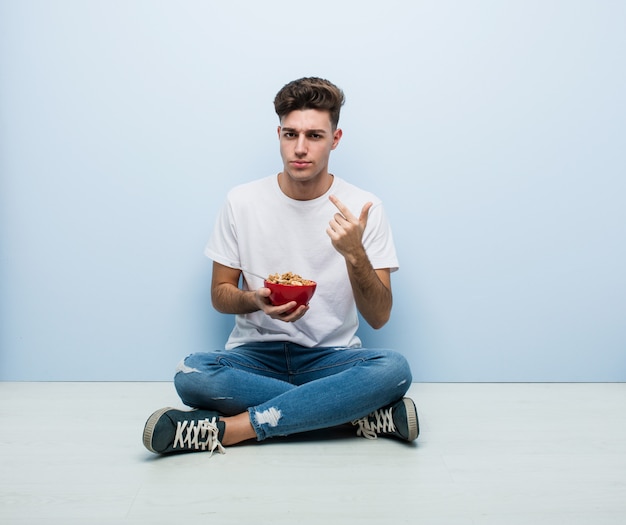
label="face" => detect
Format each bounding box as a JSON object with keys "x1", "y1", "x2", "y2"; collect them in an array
[{"x1": 277, "y1": 109, "x2": 342, "y2": 198}]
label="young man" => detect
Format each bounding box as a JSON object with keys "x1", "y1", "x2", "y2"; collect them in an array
[{"x1": 143, "y1": 77, "x2": 418, "y2": 456}]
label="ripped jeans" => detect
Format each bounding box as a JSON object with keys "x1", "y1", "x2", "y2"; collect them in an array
[{"x1": 174, "y1": 342, "x2": 412, "y2": 441}]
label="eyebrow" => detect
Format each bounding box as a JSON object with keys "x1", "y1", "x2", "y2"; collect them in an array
[{"x1": 281, "y1": 127, "x2": 328, "y2": 135}]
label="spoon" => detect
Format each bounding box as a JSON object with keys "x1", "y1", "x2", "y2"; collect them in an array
[{"x1": 240, "y1": 268, "x2": 268, "y2": 281}]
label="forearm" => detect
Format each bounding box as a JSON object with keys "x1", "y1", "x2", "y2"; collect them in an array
[
  {"x1": 345, "y1": 248, "x2": 392, "y2": 329},
  {"x1": 211, "y1": 282, "x2": 260, "y2": 314}
]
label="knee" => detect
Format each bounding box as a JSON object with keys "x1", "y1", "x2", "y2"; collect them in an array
[
  {"x1": 378, "y1": 349, "x2": 413, "y2": 386},
  {"x1": 173, "y1": 368, "x2": 197, "y2": 407},
  {"x1": 172, "y1": 353, "x2": 217, "y2": 408}
]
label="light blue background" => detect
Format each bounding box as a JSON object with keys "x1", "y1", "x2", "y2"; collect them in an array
[{"x1": 1, "y1": 1, "x2": 624, "y2": 381}]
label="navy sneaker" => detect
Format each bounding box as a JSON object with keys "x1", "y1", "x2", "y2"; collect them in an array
[
  {"x1": 143, "y1": 407, "x2": 226, "y2": 455},
  {"x1": 352, "y1": 397, "x2": 419, "y2": 442}
]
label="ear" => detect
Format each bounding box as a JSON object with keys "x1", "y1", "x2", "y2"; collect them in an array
[
  {"x1": 331, "y1": 128, "x2": 343, "y2": 150},
  {"x1": 277, "y1": 126, "x2": 281, "y2": 139}
]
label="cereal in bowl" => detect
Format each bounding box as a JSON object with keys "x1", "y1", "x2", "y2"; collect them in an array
[{"x1": 266, "y1": 272, "x2": 314, "y2": 286}]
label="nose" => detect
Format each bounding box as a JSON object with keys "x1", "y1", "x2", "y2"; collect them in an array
[{"x1": 294, "y1": 135, "x2": 307, "y2": 156}]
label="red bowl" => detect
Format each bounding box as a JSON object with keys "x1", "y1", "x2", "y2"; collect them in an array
[{"x1": 264, "y1": 280, "x2": 317, "y2": 309}]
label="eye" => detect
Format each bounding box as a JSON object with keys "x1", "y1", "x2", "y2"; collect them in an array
[{"x1": 283, "y1": 132, "x2": 297, "y2": 139}]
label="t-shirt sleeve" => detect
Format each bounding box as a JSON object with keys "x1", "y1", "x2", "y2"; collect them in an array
[
  {"x1": 204, "y1": 198, "x2": 242, "y2": 269},
  {"x1": 364, "y1": 202, "x2": 399, "y2": 272}
]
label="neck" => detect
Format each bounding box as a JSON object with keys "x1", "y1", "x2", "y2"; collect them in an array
[{"x1": 277, "y1": 172, "x2": 333, "y2": 201}]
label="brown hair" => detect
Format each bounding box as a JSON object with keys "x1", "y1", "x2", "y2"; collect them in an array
[{"x1": 274, "y1": 77, "x2": 345, "y2": 129}]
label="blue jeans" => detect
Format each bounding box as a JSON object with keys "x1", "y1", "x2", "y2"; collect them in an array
[{"x1": 174, "y1": 342, "x2": 412, "y2": 441}]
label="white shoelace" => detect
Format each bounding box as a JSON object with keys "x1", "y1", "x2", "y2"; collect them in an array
[
  {"x1": 173, "y1": 417, "x2": 226, "y2": 456},
  {"x1": 352, "y1": 407, "x2": 396, "y2": 440}
]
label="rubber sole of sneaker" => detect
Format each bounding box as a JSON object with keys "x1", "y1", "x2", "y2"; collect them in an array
[
  {"x1": 403, "y1": 398, "x2": 419, "y2": 441},
  {"x1": 143, "y1": 406, "x2": 175, "y2": 453}
]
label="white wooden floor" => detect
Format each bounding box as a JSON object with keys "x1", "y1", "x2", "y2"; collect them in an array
[{"x1": 0, "y1": 382, "x2": 625, "y2": 524}]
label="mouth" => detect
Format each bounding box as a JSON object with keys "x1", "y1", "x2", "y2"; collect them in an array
[{"x1": 290, "y1": 160, "x2": 312, "y2": 169}]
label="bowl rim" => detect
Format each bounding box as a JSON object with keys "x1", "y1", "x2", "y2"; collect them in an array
[{"x1": 263, "y1": 279, "x2": 317, "y2": 287}]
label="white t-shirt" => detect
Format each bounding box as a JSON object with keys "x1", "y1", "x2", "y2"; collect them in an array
[{"x1": 205, "y1": 174, "x2": 399, "y2": 349}]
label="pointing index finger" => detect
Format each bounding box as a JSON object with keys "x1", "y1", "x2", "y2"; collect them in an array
[{"x1": 329, "y1": 194, "x2": 355, "y2": 220}]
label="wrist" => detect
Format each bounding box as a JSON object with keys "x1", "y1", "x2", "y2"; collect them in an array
[{"x1": 344, "y1": 246, "x2": 368, "y2": 268}]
